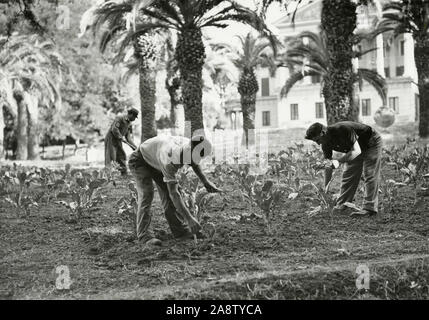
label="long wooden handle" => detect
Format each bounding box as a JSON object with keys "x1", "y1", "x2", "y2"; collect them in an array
[{"x1": 122, "y1": 140, "x2": 136, "y2": 150}]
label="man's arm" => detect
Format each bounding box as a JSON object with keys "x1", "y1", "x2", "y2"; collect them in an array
[
  {"x1": 333, "y1": 140, "x2": 361, "y2": 163},
  {"x1": 111, "y1": 119, "x2": 123, "y2": 140},
  {"x1": 191, "y1": 164, "x2": 222, "y2": 193},
  {"x1": 166, "y1": 182, "x2": 201, "y2": 234},
  {"x1": 125, "y1": 129, "x2": 137, "y2": 149}
]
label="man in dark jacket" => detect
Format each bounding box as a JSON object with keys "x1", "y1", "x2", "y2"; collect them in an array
[
  {"x1": 305, "y1": 121, "x2": 383, "y2": 216},
  {"x1": 105, "y1": 108, "x2": 138, "y2": 175}
]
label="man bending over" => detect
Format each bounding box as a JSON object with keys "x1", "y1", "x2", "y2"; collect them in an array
[
  {"x1": 305, "y1": 121, "x2": 383, "y2": 216},
  {"x1": 128, "y1": 134, "x2": 222, "y2": 246}
]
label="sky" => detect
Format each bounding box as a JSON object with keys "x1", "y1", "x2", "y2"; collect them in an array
[{"x1": 205, "y1": 0, "x2": 292, "y2": 46}]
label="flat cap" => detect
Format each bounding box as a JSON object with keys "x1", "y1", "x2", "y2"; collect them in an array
[
  {"x1": 127, "y1": 108, "x2": 139, "y2": 116},
  {"x1": 305, "y1": 122, "x2": 324, "y2": 140}
]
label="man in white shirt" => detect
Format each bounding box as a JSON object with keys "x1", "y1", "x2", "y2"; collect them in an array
[{"x1": 128, "y1": 135, "x2": 221, "y2": 246}]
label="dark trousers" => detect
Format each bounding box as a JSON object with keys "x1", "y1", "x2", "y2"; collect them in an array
[
  {"x1": 105, "y1": 132, "x2": 127, "y2": 174},
  {"x1": 336, "y1": 131, "x2": 383, "y2": 212},
  {"x1": 128, "y1": 151, "x2": 189, "y2": 241}
]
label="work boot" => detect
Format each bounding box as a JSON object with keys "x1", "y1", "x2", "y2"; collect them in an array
[
  {"x1": 175, "y1": 231, "x2": 205, "y2": 241},
  {"x1": 350, "y1": 209, "x2": 377, "y2": 217},
  {"x1": 144, "y1": 238, "x2": 162, "y2": 246},
  {"x1": 332, "y1": 204, "x2": 354, "y2": 215}
]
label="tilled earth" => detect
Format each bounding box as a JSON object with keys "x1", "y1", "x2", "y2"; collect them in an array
[{"x1": 1, "y1": 169, "x2": 429, "y2": 300}]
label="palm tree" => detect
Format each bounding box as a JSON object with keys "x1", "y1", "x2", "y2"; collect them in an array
[
  {"x1": 320, "y1": 0, "x2": 360, "y2": 123},
  {"x1": 0, "y1": 34, "x2": 64, "y2": 160},
  {"x1": 262, "y1": 0, "x2": 376, "y2": 124},
  {"x1": 278, "y1": 30, "x2": 387, "y2": 124},
  {"x1": 373, "y1": 0, "x2": 429, "y2": 138},
  {"x1": 163, "y1": 34, "x2": 181, "y2": 134},
  {"x1": 80, "y1": 1, "x2": 162, "y2": 142},
  {"x1": 204, "y1": 41, "x2": 238, "y2": 113},
  {"x1": 83, "y1": 0, "x2": 277, "y2": 136},
  {"x1": 215, "y1": 33, "x2": 276, "y2": 146}
]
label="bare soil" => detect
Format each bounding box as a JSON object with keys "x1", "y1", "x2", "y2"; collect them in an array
[{"x1": 1, "y1": 167, "x2": 428, "y2": 300}]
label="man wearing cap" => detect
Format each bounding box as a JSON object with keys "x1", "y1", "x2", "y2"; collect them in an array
[
  {"x1": 305, "y1": 121, "x2": 383, "y2": 216},
  {"x1": 105, "y1": 108, "x2": 139, "y2": 175},
  {"x1": 128, "y1": 134, "x2": 222, "y2": 246}
]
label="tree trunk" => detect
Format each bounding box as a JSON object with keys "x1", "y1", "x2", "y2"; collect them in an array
[
  {"x1": 238, "y1": 69, "x2": 258, "y2": 147},
  {"x1": 27, "y1": 94, "x2": 39, "y2": 160},
  {"x1": 414, "y1": 37, "x2": 429, "y2": 138},
  {"x1": 14, "y1": 91, "x2": 28, "y2": 160},
  {"x1": 139, "y1": 66, "x2": 157, "y2": 142},
  {"x1": 321, "y1": 0, "x2": 358, "y2": 125},
  {"x1": 62, "y1": 140, "x2": 66, "y2": 160},
  {"x1": 176, "y1": 28, "x2": 206, "y2": 136},
  {"x1": 0, "y1": 105, "x2": 4, "y2": 160},
  {"x1": 166, "y1": 77, "x2": 180, "y2": 136}
]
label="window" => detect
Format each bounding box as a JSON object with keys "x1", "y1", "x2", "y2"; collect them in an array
[
  {"x1": 262, "y1": 111, "x2": 270, "y2": 126},
  {"x1": 261, "y1": 78, "x2": 270, "y2": 96},
  {"x1": 315, "y1": 102, "x2": 324, "y2": 119},
  {"x1": 290, "y1": 104, "x2": 299, "y2": 120},
  {"x1": 384, "y1": 67, "x2": 390, "y2": 78},
  {"x1": 400, "y1": 40, "x2": 405, "y2": 56},
  {"x1": 389, "y1": 97, "x2": 399, "y2": 114},
  {"x1": 396, "y1": 66, "x2": 404, "y2": 76},
  {"x1": 362, "y1": 99, "x2": 371, "y2": 116},
  {"x1": 311, "y1": 74, "x2": 321, "y2": 84}
]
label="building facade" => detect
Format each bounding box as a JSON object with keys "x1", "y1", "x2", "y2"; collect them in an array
[{"x1": 224, "y1": 0, "x2": 420, "y2": 130}]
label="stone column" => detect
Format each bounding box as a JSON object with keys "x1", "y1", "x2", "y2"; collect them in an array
[
  {"x1": 376, "y1": 34, "x2": 385, "y2": 78},
  {"x1": 403, "y1": 33, "x2": 417, "y2": 80},
  {"x1": 352, "y1": 51, "x2": 359, "y2": 73},
  {"x1": 276, "y1": 67, "x2": 289, "y2": 93},
  {"x1": 302, "y1": 57, "x2": 312, "y2": 85},
  {"x1": 302, "y1": 37, "x2": 311, "y2": 84}
]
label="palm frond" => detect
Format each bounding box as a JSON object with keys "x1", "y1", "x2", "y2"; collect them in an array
[
  {"x1": 355, "y1": 68, "x2": 387, "y2": 105},
  {"x1": 200, "y1": 1, "x2": 281, "y2": 55},
  {"x1": 280, "y1": 71, "x2": 305, "y2": 98},
  {"x1": 122, "y1": 59, "x2": 140, "y2": 83}
]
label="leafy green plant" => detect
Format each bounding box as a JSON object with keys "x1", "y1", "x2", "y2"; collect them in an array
[
  {"x1": 380, "y1": 178, "x2": 406, "y2": 215},
  {"x1": 4, "y1": 171, "x2": 40, "y2": 216},
  {"x1": 0, "y1": 168, "x2": 15, "y2": 195},
  {"x1": 306, "y1": 179, "x2": 338, "y2": 218},
  {"x1": 57, "y1": 169, "x2": 108, "y2": 221},
  {"x1": 176, "y1": 168, "x2": 217, "y2": 221},
  {"x1": 116, "y1": 182, "x2": 138, "y2": 225},
  {"x1": 385, "y1": 143, "x2": 429, "y2": 206},
  {"x1": 232, "y1": 164, "x2": 286, "y2": 233}
]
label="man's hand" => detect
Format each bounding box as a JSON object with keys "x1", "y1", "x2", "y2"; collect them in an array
[
  {"x1": 204, "y1": 180, "x2": 223, "y2": 193},
  {"x1": 187, "y1": 216, "x2": 201, "y2": 234},
  {"x1": 330, "y1": 160, "x2": 340, "y2": 169},
  {"x1": 321, "y1": 159, "x2": 339, "y2": 169}
]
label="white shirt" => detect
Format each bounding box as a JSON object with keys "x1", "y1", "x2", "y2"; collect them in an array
[{"x1": 138, "y1": 135, "x2": 190, "y2": 183}]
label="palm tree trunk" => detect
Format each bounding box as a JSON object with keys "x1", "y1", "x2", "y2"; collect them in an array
[
  {"x1": 139, "y1": 65, "x2": 157, "y2": 142},
  {"x1": 414, "y1": 37, "x2": 429, "y2": 138},
  {"x1": 27, "y1": 94, "x2": 39, "y2": 160},
  {"x1": 238, "y1": 69, "x2": 258, "y2": 147},
  {"x1": 176, "y1": 28, "x2": 205, "y2": 136},
  {"x1": 166, "y1": 77, "x2": 180, "y2": 135},
  {"x1": 321, "y1": 0, "x2": 358, "y2": 124},
  {"x1": 0, "y1": 105, "x2": 4, "y2": 160},
  {"x1": 14, "y1": 91, "x2": 28, "y2": 160},
  {"x1": 240, "y1": 94, "x2": 256, "y2": 147}
]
